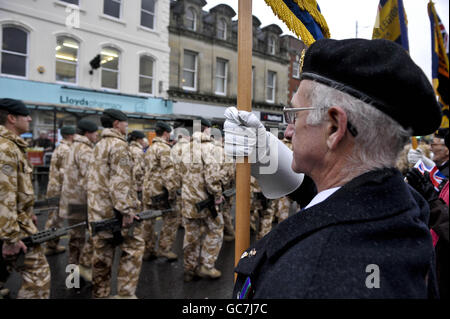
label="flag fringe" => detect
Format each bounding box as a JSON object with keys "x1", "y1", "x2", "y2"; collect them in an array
[
  {"x1": 264, "y1": 0, "x2": 315, "y2": 46},
  {"x1": 292, "y1": 0, "x2": 330, "y2": 38}
]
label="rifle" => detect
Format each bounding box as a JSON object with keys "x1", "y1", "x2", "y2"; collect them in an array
[
  {"x1": 33, "y1": 197, "x2": 60, "y2": 216},
  {"x1": 0, "y1": 222, "x2": 86, "y2": 267},
  {"x1": 195, "y1": 188, "x2": 236, "y2": 218},
  {"x1": 90, "y1": 208, "x2": 174, "y2": 239},
  {"x1": 151, "y1": 189, "x2": 171, "y2": 209}
]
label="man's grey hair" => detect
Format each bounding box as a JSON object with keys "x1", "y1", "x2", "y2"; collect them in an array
[{"x1": 305, "y1": 81, "x2": 411, "y2": 175}]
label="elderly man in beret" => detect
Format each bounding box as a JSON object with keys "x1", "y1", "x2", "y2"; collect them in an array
[
  {"x1": 0, "y1": 98, "x2": 51, "y2": 298},
  {"x1": 225, "y1": 39, "x2": 442, "y2": 298},
  {"x1": 60, "y1": 119, "x2": 98, "y2": 283},
  {"x1": 142, "y1": 122, "x2": 181, "y2": 261},
  {"x1": 44, "y1": 125, "x2": 75, "y2": 256},
  {"x1": 87, "y1": 109, "x2": 144, "y2": 299}
]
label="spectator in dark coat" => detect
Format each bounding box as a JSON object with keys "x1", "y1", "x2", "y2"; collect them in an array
[{"x1": 225, "y1": 39, "x2": 442, "y2": 299}]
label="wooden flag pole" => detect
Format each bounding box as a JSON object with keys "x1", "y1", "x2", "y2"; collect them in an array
[{"x1": 235, "y1": 0, "x2": 252, "y2": 280}]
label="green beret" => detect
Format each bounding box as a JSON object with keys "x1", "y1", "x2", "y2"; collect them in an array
[
  {"x1": 103, "y1": 108, "x2": 127, "y2": 121},
  {"x1": 77, "y1": 119, "x2": 98, "y2": 133},
  {"x1": 300, "y1": 38, "x2": 441, "y2": 136},
  {"x1": 130, "y1": 130, "x2": 146, "y2": 139},
  {"x1": 60, "y1": 126, "x2": 76, "y2": 135},
  {"x1": 200, "y1": 118, "x2": 211, "y2": 127},
  {"x1": 0, "y1": 98, "x2": 30, "y2": 116},
  {"x1": 156, "y1": 121, "x2": 172, "y2": 132}
]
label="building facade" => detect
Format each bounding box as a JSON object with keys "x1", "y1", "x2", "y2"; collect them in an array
[
  {"x1": 168, "y1": 0, "x2": 290, "y2": 129},
  {"x1": 0, "y1": 0, "x2": 173, "y2": 139},
  {"x1": 281, "y1": 35, "x2": 307, "y2": 105}
]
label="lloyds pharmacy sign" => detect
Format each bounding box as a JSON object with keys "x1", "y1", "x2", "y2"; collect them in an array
[
  {"x1": 59, "y1": 95, "x2": 122, "y2": 110},
  {"x1": 260, "y1": 112, "x2": 283, "y2": 123}
]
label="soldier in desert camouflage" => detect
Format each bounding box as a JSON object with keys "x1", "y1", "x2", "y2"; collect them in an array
[
  {"x1": 61, "y1": 119, "x2": 98, "y2": 282},
  {"x1": 0, "y1": 98, "x2": 51, "y2": 298},
  {"x1": 44, "y1": 125, "x2": 75, "y2": 256},
  {"x1": 128, "y1": 130, "x2": 146, "y2": 204},
  {"x1": 142, "y1": 122, "x2": 180, "y2": 261},
  {"x1": 179, "y1": 118, "x2": 224, "y2": 282},
  {"x1": 87, "y1": 109, "x2": 144, "y2": 299}
]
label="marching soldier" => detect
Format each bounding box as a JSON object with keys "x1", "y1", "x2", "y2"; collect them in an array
[
  {"x1": 87, "y1": 109, "x2": 144, "y2": 299},
  {"x1": 61, "y1": 119, "x2": 98, "y2": 282},
  {"x1": 44, "y1": 125, "x2": 75, "y2": 255},
  {"x1": 142, "y1": 122, "x2": 180, "y2": 261},
  {"x1": 180, "y1": 118, "x2": 224, "y2": 282},
  {"x1": 128, "y1": 130, "x2": 146, "y2": 204},
  {"x1": 0, "y1": 98, "x2": 51, "y2": 298}
]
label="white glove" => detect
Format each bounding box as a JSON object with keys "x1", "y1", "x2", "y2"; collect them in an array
[
  {"x1": 407, "y1": 148, "x2": 435, "y2": 167},
  {"x1": 223, "y1": 106, "x2": 304, "y2": 199}
]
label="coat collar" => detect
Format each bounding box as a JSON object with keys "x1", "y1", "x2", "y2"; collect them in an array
[
  {"x1": 101, "y1": 128, "x2": 126, "y2": 142},
  {"x1": 0, "y1": 125, "x2": 29, "y2": 150},
  {"x1": 73, "y1": 134, "x2": 94, "y2": 148},
  {"x1": 264, "y1": 168, "x2": 422, "y2": 259}
]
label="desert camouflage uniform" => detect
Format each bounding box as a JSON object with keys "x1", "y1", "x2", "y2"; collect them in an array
[
  {"x1": 0, "y1": 125, "x2": 50, "y2": 298},
  {"x1": 87, "y1": 128, "x2": 144, "y2": 298},
  {"x1": 250, "y1": 176, "x2": 274, "y2": 241},
  {"x1": 170, "y1": 137, "x2": 190, "y2": 228},
  {"x1": 142, "y1": 136, "x2": 180, "y2": 256},
  {"x1": 129, "y1": 141, "x2": 145, "y2": 199},
  {"x1": 45, "y1": 139, "x2": 71, "y2": 249},
  {"x1": 61, "y1": 134, "x2": 94, "y2": 267},
  {"x1": 179, "y1": 131, "x2": 224, "y2": 274},
  {"x1": 214, "y1": 140, "x2": 235, "y2": 237}
]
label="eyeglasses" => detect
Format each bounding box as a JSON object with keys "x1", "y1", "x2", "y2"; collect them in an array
[{"x1": 283, "y1": 107, "x2": 358, "y2": 137}]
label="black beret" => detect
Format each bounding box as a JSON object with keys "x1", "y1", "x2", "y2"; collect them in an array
[
  {"x1": 130, "y1": 130, "x2": 146, "y2": 139},
  {"x1": 60, "y1": 126, "x2": 76, "y2": 135},
  {"x1": 300, "y1": 38, "x2": 442, "y2": 136},
  {"x1": 156, "y1": 121, "x2": 172, "y2": 132},
  {"x1": 200, "y1": 118, "x2": 211, "y2": 127},
  {"x1": 0, "y1": 98, "x2": 30, "y2": 116},
  {"x1": 77, "y1": 119, "x2": 98, "y2": 133},
  {"x1": 103, "y1": 108, "x2": 127, "y2": 121}
]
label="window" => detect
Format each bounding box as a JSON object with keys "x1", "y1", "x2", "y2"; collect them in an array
[
  {"x1": 104, "y1": 0, "x2": 121, "y2": 19},
  {"x1": 266, "y1": 71, "x2": 276, "y2": 103},
  {"x1": 268, "y1": 36, "x2": 276, "y2": 55},
  {"x1": 217, "y1": 18, "x2": 226, "y2": 40},
  {"x1": 1, "y1": 26, "x2": 28, "y2": 77},
  {"x1": 55, "y1": 36, "x2": 78, "y2": 83},
  {"x1": 186, "y1": 7, "x2": 196, "y2": 31},
  {"x1": 141, "y1": 0, "x2": 155, "y2": 29},
  {"x1": 101, "y1": 47, "x2": 120, "y2": 89},
  {"x1": 215, "y1": 58, "x2": 227, "y2": 95},
  {"x1": 182, "y1": 50, "x2": 197, "y2": 91},
  {"x1": 292, "y1": 61, "x2": 300, "y2": 79},
  {"x1": 60, "y1": 0, "x2": 79, "y2": 5},
  {"x1": 139, "y1": 56, "x2": 154, "y2": 94}
]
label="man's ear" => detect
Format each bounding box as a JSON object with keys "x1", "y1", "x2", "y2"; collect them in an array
[
  {"x1": 7, "y1": 113, "x2": 17, "y2": 125},
  {"x1": 326, "y1": 106, "x2": 348, "y2": 150}
]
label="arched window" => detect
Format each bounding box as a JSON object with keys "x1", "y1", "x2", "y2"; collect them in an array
[
  {"x1": 139, "y1": 55, "x2": 154, "y2": 94},
  {"x1": 217, "y1": 18, "x2": 227, "y2": 40},
  {"x1": 55, "y1": 36, "x2": 79, "y2": 83},
  {"x1": 268, "y1": 36, "x2": 276, "y2": 55},
  {"x1": 101, "y1": 47, "x2": 120, "y2": 89},
  {"x1": 186, "y1": 7, "x2": 197, "y2": 31},
  {"x1": 1, "y1": 25, "x2": 28, "y2": 77}
]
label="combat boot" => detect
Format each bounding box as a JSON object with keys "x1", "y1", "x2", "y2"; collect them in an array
[
  {"x1": 157, "y1": 250, "x2": 178, "y2": 261},
  {"x1": 79, "y1": 264, "x2": 92, "y2": 282},
  {"x1": 196, "y1": 265, "x2": 222, "y2": 279},
  {"x1": 45, "y1": 244, "x2": 66, "y2": 256}
]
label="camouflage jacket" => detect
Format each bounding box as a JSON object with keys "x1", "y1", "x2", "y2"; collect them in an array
[
  {"x1": 60, "y1": 135, "x2": 94, "y2": 217},
  {"x1": 87, "y1": 128, "x2": 138, "y2": 222},
  {"x1": 170, "y1": 137, "x2": 189, "y2": 183},
  {"x1": 129, "y1": 141, "x2": 145, "y2": 192},
  {"x1": 142, "y1": 136, "x2": 179, "y2": 207},
  {"x1": 0, "y1": 125, "x2": 37, "y2": 244},
  {"x1": 214, "y1": 140, "x2": 235, "y2": 188},
  {"x1": 180, "y1": 131, "x2": 223, "y2": 218},
  {"x1": 46, "y1": 139, "x2": 71, "y2": 198}
]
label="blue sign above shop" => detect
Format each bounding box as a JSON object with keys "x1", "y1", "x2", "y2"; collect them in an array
[{"x1": 0, "y1": 77, "x2": 172, "y2": 115}]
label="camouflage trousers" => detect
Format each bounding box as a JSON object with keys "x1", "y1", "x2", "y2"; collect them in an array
[
  {"x1": 251, "y1": 195, "x2": 274, "y2": 241},
  {"x1": 182, "y1": 213, "x2": 224, "y2": 273},
  {"x1": 7, "y1": 244, "x2": 51, "y2": 299},
  {"x1": 271, "y1": 196, "x2": 292, "y2": 224},
  {"x1": 221, "y1": 196, "x2": 234, "y2": 235},
  {"x1": 67, "y1": 204, "x2": 92, "y2": 267},
  {"x1": 44, "y1": 208, "x2": 64, "y2": 249},
  {"x1": 142, "y1": 218, "x2": 157, "y2": 256},
  {"x1": 91, "y1": 223, "x2": 145, "y2": 298}
]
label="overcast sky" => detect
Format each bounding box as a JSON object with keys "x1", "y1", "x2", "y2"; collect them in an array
[{"x1": 203, "y1": 0, "x2": 449, "y2": 82}]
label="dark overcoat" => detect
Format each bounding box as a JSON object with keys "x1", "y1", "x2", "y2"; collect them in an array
[{"x1": 233, "y1": 168, "x2": 438, "y2": 298}]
